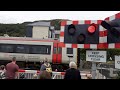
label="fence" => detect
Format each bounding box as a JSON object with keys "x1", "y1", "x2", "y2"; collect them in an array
[
  {"x1": 17, "y1": 70, "x2": 65, "y2": 79},
  {"x1": 17, "y1": 69, "x2": 91, "y2": 79},
  {"x1": 96, "y1": 70, "x2": 106, "y2": 79},
  {"x1": 52, "y1": 72, "x2": 65, "y2": 79},
  {"x1": 17, "y1": 69, "x2": 40, "y2": 79}
]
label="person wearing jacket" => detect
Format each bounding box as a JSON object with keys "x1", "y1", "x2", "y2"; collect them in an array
[
  {"x1": 40, "y1": 58, "x2": 52, "y2": 73},
  {"x1": 64, "y1": 61, "x2": 81, "y2": 80}
]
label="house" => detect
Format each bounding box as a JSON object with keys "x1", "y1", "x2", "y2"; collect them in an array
[{"x1": 26, "y1": 21, "x2": 52, "y2": 39}]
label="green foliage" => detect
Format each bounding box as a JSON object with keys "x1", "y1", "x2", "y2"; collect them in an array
[
  {"x1": 51, "y1": 19, "x2": 70, "y2": 30},
  {"x1": 0, "y1": 23, "x2": 27, "y2": 37},
  {"x1": 51, "y1": 19, "x2": 67, "y2": 30},
  {"x1": 104, "y1": 49, "x2": 120, "y2": 61},
  {"x1": 80, "y1": 49, "x2": 86, "y2": 61},
  {"x1": 0, "y1": 19, "x2": 68, "y2": 37}
]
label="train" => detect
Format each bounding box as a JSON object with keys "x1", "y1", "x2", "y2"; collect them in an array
[{"x1": 0, "y1": 36, "x2": 80, "y2": 71}]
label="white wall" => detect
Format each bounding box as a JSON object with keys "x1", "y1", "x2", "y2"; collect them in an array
[
  {"x1": 61, "y1": 48, "x2": 77, "y2": 64},
  {"x1": 32, "y1": 26, "x2": 49, "y2": 39}
]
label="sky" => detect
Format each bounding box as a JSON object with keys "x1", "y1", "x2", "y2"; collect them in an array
[{"x1": 0, "y1": 11, "x2": 120, "y2": 24}]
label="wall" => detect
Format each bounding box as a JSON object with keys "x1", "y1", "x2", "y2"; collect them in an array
[{"x1": 32, "y1": 26, "x2": 49, "y2": 39}]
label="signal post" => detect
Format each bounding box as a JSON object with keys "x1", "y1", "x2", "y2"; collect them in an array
[{"x1": 59, "y1": 13, "x2": 120, "y2": 79}]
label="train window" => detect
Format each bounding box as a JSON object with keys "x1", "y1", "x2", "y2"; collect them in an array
[
  {"x1": 53, "y1": 47, "x2": 57, "y2": 54},
  {"x1": 15, "y1": 45, "x2": 29, "y2": 53},
  {"x1": 67, "y1": 48, "x2": 73, "y2": 54},
  {"x1": 30, "y1": 45, "x2": 51, "y2": 54},
  {"x1": 0, "y1": 44, "x2": 14, "y2": 53},
  {"x1": 55, "y1": 34, "x2": 60, "y2": 39},
  {"x1": 58, "y1": 47, "x2": 62, "y2": 54}
]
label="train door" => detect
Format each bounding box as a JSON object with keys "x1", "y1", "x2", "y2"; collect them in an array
[
  {"x1": 52, "y1": 42, "x2": 57, "y2": 63},
  {"x1": 52, "y1": 42, "x2": 62, "y2": 64},
  {"x1": 57, "y1": 43, "x2": 62, "y2": 63}
]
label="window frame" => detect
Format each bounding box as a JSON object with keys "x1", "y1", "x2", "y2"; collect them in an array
[{"x1": 66, "y1": 48, "x2": 73, "y2": 54}]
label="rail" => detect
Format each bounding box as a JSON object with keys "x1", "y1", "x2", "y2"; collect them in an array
[
  {"x1": 17, "y1": 69, "x2": 91, "y2": 79},
  {"x1": 17, "y1": 69, "x2": 40, "y2": 79}
]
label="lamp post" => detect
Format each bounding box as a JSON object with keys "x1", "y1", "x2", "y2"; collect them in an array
[{"x1": 92, "y1": 61, "x2": 96, "y2": 79}]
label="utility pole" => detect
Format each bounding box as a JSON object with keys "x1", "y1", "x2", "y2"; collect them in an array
[
  {"x1": 91, "y1": 49, "x2": 97, "y2": 79},
  {"x1": 91, "y1": 61, "x2": 96, "y2": 79}
]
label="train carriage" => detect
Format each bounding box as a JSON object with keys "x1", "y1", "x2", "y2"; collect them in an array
[{"x1": 0, "y1": 37, "x2": 78, "y2": 71}]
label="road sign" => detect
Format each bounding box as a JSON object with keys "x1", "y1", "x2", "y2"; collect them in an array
[
  {"x1": 86, "y1": 50, "x2": 106, "y2": 62},
  {"x1": 115, "y1": 56, "x2": 120, "y2": 69}
]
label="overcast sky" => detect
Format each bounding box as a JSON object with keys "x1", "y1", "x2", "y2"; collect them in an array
[{"x1": 0, "y1": 11, "x2": 120, "y2": 24}]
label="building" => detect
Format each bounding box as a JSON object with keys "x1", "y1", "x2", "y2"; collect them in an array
[
  {"x1": 26, "y1": 21, "x2": 62, "y2": 39},
  {"x1": 26, "y1": 21, "x2": 52, "y2": 39},
  {"x1": 54, "y1": 30, "x2": 60, "y2": 39}
]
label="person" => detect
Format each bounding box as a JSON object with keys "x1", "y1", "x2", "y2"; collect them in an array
[
  {"x1": 64, "y1": 61, "x2": 81, "y2": 79},
  {"x1": 39, "y1": 70, "x2": 51, "y2": 79},
  {"x1": 40, "y1": 58, "x2": 52, "y2": 73},
  {"x1": 40, "y1": 58, "x2": 52, "y2": 78},
  {"x1": 5, "y1": 57, "x2": 19, "y2": 79},
  {"x1": 0, "y1": 65, "x2": 6, "y2": 79}
]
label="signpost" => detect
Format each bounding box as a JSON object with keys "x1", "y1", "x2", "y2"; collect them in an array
[
  {"x1": 115, "y1": 56, "x2": 120, "y2": 69},
  {"x1": 86, "y1": 50, "x2": 107, "y2": 79},
  {"x1": 86, "y1": 50, "x2": 106, "y2": 62}
]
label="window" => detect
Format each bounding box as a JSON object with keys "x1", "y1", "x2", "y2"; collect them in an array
[
  {"x1": 53, "y1": 47, "x2": 57, "y2": 54},
  {"x1": 0, "y1": 44, "x2": 14, "y2": 53},
  {"x1": 67, "y1": 48, "x2": 73, "y2": 54},
  {"x1": 30, "y1": 45, "x2": 51, "y2": 54},
  {"x1": 58, "y1": 47, "x2": 62, "y2": 54},
  {"x1": 0, "y1": 44, "x2": 51, "y2": 55},
  {"x1": 55, "y1": 34, "x2": 60, "y2": 39},
  {"x1": 15, "y1": 45, "x2": 29, "y2": 53}
]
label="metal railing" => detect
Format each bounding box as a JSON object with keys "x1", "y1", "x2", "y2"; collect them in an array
[
  {"x1": 52, "y1": 72, "x2": 65, "y2": 79},
  {"x1": 17, "y1": 70, "x2": 91, "y2": 79},
  {"x1": 17, "y1": 70, "x2": 65, "y2": 79},
  {"x1": 17, "y1": 70, "x2": 40, "y2": 79}
]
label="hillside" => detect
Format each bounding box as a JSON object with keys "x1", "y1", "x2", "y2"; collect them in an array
[{"x1": 0, "y1": 19, "x2": 69, "y2": 37}]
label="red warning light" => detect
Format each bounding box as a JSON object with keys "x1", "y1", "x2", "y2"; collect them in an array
[{"x1": 88, "y1": 23, "x2": 96, "y2": 34}]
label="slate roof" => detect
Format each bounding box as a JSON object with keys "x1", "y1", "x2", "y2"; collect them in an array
[{"x1": 27, "y1": 21, "x2": 50, "y2": 27}]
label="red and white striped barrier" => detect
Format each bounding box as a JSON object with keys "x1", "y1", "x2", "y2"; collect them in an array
[
  {"x1": 104, "y1": 12, "x2": 120, "y2": 49},
  {"x1": 18, "y1": 70, "x2": 65, "y2": 79},
  {"x1": 59, "y1": 12, "x2": 120, "y2": 49},
  {"x1": 18, "y1": 69, "x2": 40, "y2": 74},
  {"x1": 18, "y1": 69, "x2": 40, "y2": 79},
  {"x1": 59, "y1": 20, "x2": 107, "y2": 49},
  {"x1": 18, "y1": 69, "x2": 92, "y2": 79}
]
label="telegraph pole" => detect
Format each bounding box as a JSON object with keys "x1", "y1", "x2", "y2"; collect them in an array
[
  {"x1": 91, "y1": 49, "x2": 97, "y2": 79},
  {"x1": 91, "y1": 61, "x2": 96, "y2": 79}
]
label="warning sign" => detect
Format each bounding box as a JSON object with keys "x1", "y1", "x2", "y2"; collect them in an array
[{"x1": 86, "y1": 50, "x2": 106, "y2": 62}]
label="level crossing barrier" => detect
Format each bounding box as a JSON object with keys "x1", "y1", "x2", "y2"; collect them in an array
[{"x1": 17, "y1": 69, "x2": 91, "y2": 79}]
